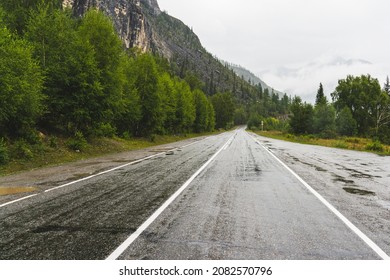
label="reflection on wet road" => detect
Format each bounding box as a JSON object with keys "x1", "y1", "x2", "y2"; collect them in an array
[{"x1": 0, "y1": 129, "x2": 388, "y2": 259}]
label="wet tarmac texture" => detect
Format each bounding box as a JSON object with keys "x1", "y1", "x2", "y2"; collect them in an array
[
  {"x1": 118, "y1": 131, "x2": 381, "y2": 260},
  {"x1": 0, "y1": 129, "x2": 388, "y2": 260},
  {"x1": 0, "y1": 133, "x2": 231, "y2": 259}
]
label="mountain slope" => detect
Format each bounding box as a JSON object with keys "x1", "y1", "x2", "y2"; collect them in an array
[
  {"x1": 64, "y1": 0, "x2": 259, "y2": 101},
  {"x1": 223, "y1": 61, "x2": 284, "y2": 96}
]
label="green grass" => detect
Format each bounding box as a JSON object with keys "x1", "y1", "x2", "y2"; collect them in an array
[
  {"x1": 0, "y1": 130, "x2": 222, "y2": 176},
  {"x1": 252, "y1": 130, "x2": 390, "y2": 156}
]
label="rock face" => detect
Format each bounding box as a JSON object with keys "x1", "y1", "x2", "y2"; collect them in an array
[
  {"x1": 63, "y1": 0, "x2": 154, "y2": 52},
  {"x1": 63, "y1": 0, "x2": 254, "y2": 98}
]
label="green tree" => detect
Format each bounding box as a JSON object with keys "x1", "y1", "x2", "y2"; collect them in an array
[
  {"x1": 313, "y1": 103, "x2": 336, "y2": 137},
  {"x1": 336, "y1": 107, "x2": 357, "y2": 136},
  {"x1": 114, "y1": 54, "x2": 141, "y2": 135},
  {"x1": 313, "y1": 87, "x2": 336, "y2": 137},
  {"x1": 315, "y1": 83, "x2": 327, "y2": 106},
  {"x1": 193, "y1": 89, "x2": 209, "y2": 132},
  {"x1": 384, "y1": 76, "x2": 390, "y2": 95},
  {"x1": 211, "y1": 92, "x2": 235, "y2": 129},
  {"x1": 373, "y1": 91, "x2": 390, "y2": 136},
  {"x1": 0, "y1": 22, "x2": 44, "y2": 138},
  {"x1": 332, "y1": 75, "x2": 382, "y2": 136},
  {"x1": 132, "y1": 54, "x2": 162, "y2": 136},
  {"x1": 26, "y1": 7, "x2": 106, "y2": 135},
  {"x1": 158, "y1": 72, "x2": 176, "y2": 134},
  {"x1": 174, "y1": 79, "x2": 196, "y2": 133},
  {"x1": 78, "y1": 9, "x2": 125, "y2": 127},
  {"x1": 0, "y1": 0, "x2": 61, "y2": 34},
  {"x1": 234, "y1": 106, "x2": 248, "y2": 125},
  {"x1": 206, "y1": 98, "x2": 215, "y2": 131},
  {"x1": 247, "y1": 113, "x2": 263, "y2": 130},
  {"x1": 289, "y1": 97, "x2": 314, "y2": 134}
]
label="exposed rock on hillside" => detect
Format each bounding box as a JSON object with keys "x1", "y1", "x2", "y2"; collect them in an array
[{"x1": 63, "y1": 0, "x2": 256, "y2": 99}]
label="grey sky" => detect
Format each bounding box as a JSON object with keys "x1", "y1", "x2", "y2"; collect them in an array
[{"x1": 158, "y1": 0, "x2": 390, "y2": 102}]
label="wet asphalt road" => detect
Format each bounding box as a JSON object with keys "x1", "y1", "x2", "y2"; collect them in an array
[{"x1": 0, "y1": 129, "x2": 385, "y2": 259}]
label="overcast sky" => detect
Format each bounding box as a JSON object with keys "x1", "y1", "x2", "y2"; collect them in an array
[{"x1": 158, "y1": 0, "x2": 390, "y2": 102}]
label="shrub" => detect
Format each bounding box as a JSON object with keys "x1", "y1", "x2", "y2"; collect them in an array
[
  {"x1": 66, "y1": 131, "x2": 88, "y2": 151},
  {"x1": 247, "y1": 114, "x2": 263, "y2": 130},
  {"x1": 12, "y1": 140, "x2": 34, "y2": 160},
  {"x1": 319, "y1": 129, "x2": 337, "y2": 139},
  {"x1": 366, "y1": 141, "x2": 384, "y2": 152},
  {"x1": 49, "y1": 136, "x2": 58, "y2": 148},
  {"x1": 0, "y1": 138, "x2": 9, "y2": 165},
  {"x1": 149, "y1": 134, "x2": 157, "y2": 142},
  {"x1": 334, "y1": 141, "x2": 348, "y2": 149},
  {"x1": 94, "y1": 123, "x2": 116, "y2": 138},
  {"x1": 345, "y1": 137, "x2": 361, "y2": 144},
  {"x1": 122, "y1": 131, "x2": 132, "y2": 140}
]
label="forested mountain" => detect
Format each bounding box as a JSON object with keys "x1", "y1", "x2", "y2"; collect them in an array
[
  {"x1": 0, "y1": 0, "x2": 292, "y2": 139},
  {"x1": 63, "y1": 0, "x2": 264, "y2": 101},
  {"x1": 222, "y1": 61, "x2": 284, "y2": 97}
]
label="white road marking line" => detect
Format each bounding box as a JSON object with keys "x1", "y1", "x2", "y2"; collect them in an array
[
  {"x1": 248, "y1": 132, "x2": 390, "y2": 260},
  {"x1": 106, "y1": 133, "x2": 235, "y2": 260},
  {"x1": 44, "y1": 153, "x2": 166, "y2": 193},
  {"x1": 0, "y1": 137, "x2": 212, "y2": 208},
  {"x1": 0, "y1": 194, "x2": 38, "y2": 208}
]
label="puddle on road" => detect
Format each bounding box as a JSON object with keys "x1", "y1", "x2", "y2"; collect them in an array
[
  {"x1": 0, "y1": 187, "x2": 37, "y2": 196},
  {"x1": 333, "y1": 175, "x2": 355, "y2": 185},
  {"x1": 343, "y1": 187, "x2": 375, "y2": 196},
  {"x1": 315, "y1": 167, "x2": 327, "y2": 172}
]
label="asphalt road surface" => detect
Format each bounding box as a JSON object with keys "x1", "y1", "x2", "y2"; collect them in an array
[{"x1": 0, "y1": 129, "x2": 388, "y2": 260}]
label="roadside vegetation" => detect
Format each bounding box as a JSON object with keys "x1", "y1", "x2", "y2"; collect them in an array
[
  {"x1": 249, "y1": 77, "x2": 390, "y2": 156},
  {"x1": 0, "y1": 2, "x2": 234, "y2": 174},
  {"x1": 1, "y1": 1, "x2": 389, "y2": 176},
  {"x1": 0, "y1": 130, "x2": 224, "y2": 175},
  {"x1": 253, "y1": 131, "x2": 390, "y2": 156}
]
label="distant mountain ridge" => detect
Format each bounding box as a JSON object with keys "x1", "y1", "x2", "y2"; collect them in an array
[{"x1": 222, "y1": 61, "x2": 284, "y2": 96}]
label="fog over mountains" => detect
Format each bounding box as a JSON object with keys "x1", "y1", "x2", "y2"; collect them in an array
[{"x1": 259, "y1": 55, "x2": 388, "y2": 103}]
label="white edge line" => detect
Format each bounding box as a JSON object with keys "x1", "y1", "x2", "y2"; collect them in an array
[
  {"x1": 0, "y1": 137, "x2": 211, "y2": 209},
  {"x1": 0, "y1": 194, "x2": 38, "y2": 208},
  {"x1": 44, "y1": 153, "x2": 165, "y2": 193},
  {"x1": 45, "y1": 136, "x2": 218, "y2": 193},
  {"x1": 106, "y1": 134, "x2": 234, "y2": 260},
  {"x1": 247, "y1": 132, "x2": 390, "y2": 260}
]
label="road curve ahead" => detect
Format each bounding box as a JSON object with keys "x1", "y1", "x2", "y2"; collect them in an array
[{"x1": 0, "y1": 129, "x2": 386, "y2": 259}]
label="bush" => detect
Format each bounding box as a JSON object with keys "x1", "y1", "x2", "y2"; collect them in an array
[
  {"x1": 66, "y1": 131, "x2": 88, "y2": 151},
  {"x1": 12, "y1": 140, "x2": 34, "y2": 160},
  {"x1": 319, "y1": 129, "x2": 337, "y2": 139},
  {"x1": 94, "y1": 123, "x2": 117, "y2": 138},
  {"x1": 149, "y1": 134, "x2": 157, "y2": 142},
  {"x1": 345, "y1": 137, "x2": 361, "y2": 144},
  {"x1": 122, "y1": 131, "x2": 132, "y2": 140},
  {"x1": 0, "y1": 138, "x2": 9, "y2": 165},
  {"x1": 334, "y1": 141, "x2": 349, "y2": 149},
  {"x1": 247, "y1": 114, "x2": 263, "y2": 130},
  {"x1": 49, "y1": 136, "x2": 58, "y2": 148},
  {"x1": 366, "y1": 141, "x2": 384, "y2": 152}
]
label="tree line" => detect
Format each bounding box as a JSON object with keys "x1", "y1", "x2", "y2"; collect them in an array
[
  {"x1": 0, "y1": 3, "x2": 223, "y2": 146},
  {"x1": 289, "y1": 76, "x2": 390, "y2": 144}
]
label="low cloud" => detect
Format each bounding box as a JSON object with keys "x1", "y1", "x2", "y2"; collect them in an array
[{"x1": 259, "y1": 55, "x2": 390, "y2": 104}]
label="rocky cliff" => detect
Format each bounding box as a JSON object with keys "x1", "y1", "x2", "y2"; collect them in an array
[
  {"x1": 63, "y1": 0, "x2": 256, "y2": 98},
  {"x1": 63, "y1": 0, "x2": 156, "y2": 52}
]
